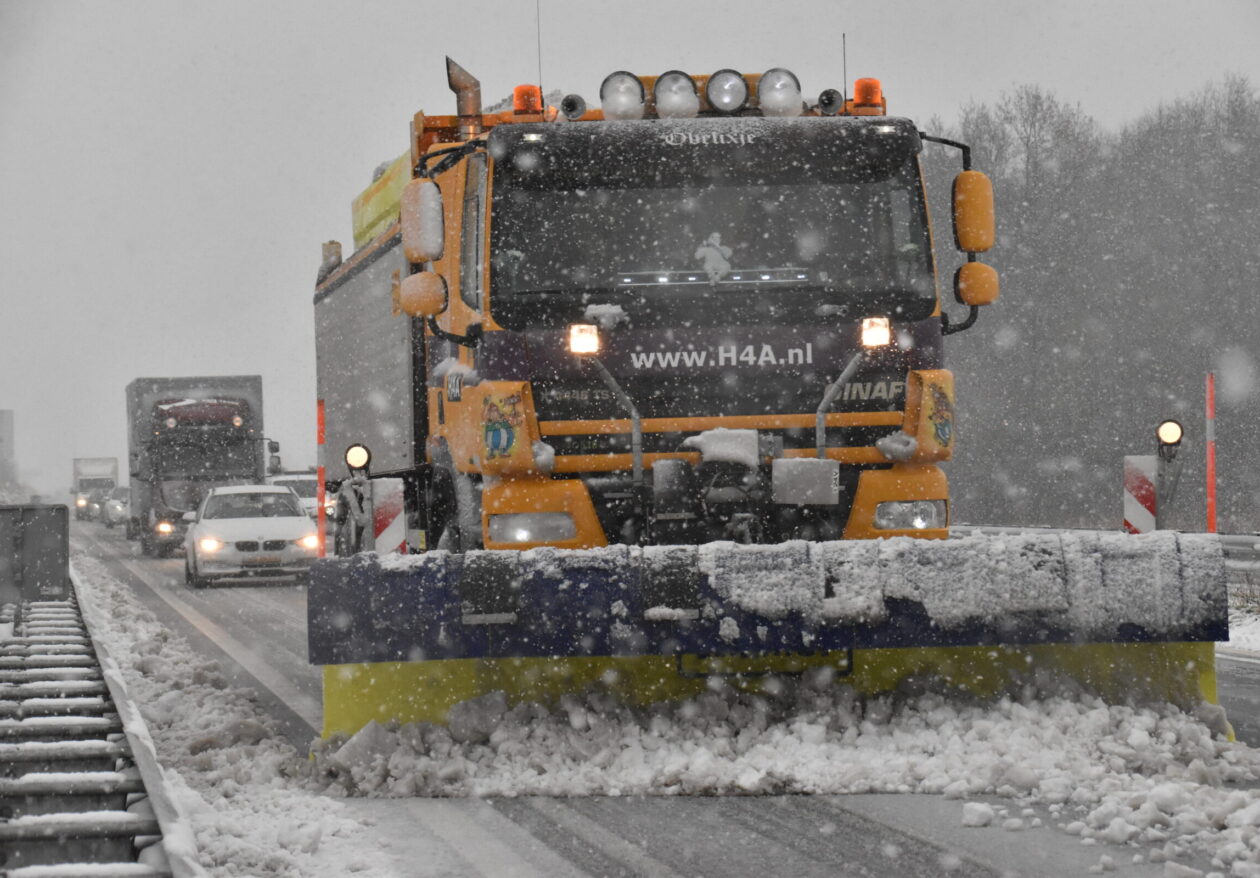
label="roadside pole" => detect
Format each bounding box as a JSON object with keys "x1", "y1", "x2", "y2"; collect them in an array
[{"x1": 1206, "y1": 373, "x2": 1217, "y2": 533}]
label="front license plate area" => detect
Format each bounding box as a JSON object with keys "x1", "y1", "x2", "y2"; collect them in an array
[{"x1": 244, "y1": 555, "x2": 282, "y2": 567}]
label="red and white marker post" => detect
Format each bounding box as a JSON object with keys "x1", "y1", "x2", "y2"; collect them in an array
[{"x1": 1123, "y1": 455, "x2": 1158, "y2": 534}]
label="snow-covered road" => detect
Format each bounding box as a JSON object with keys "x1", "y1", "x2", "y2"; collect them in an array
[{"x1": 70, "y1": 523, "x2": 1260, "y2": 877}]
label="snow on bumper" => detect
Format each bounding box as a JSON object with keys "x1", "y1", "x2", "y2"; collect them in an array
[{"x1": 307, "y1": 532, "x2": 1228, "y2": 665}]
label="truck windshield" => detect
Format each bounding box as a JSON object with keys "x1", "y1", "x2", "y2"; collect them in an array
[
  {"x1": 203, "y1": 492, "x2": 304, "y2": 520},
  {"x1": 488, "y1": 117, "x2": 935, "y2": 328}
]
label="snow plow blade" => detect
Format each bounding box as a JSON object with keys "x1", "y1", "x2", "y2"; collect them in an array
[{"x1": 309, "y1": 532, "x2": 1228, "y2": 737}]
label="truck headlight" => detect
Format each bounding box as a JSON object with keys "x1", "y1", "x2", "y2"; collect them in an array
[
  {"x1": 199, "y1": 537, "x2": 223, "y2": 552},
  {"x1": 568, "y1": 324, "x2": 601, "y2": 356},
  {"x1": 156, "y1": 521, "x2": 174, "y2": 535},
  {"x1": 861, "y1": 317, "x2": 891, "y2": 348},
  {"x1": 874, "y1": 500, "x2": 947, "y2": 530},
  {"x1": 76, "y1": 497, "x2": 87, "y2": 507},
  {"x1": 488, "y1": 512, "x2": 576, "y2": 543}
]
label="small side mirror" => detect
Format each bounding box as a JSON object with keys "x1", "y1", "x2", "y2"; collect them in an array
[
  {"x1": 268, "y1": 440, "x2": 280, "y2": 453},
  {"x1": 182, "y1": 511, "x2": 196, "y2": 523},
  {"x1": 399, "y1": 271, "x2": 449, "y2": 318},
  {"x1": 401, "y1": 178, "x2": 445, "y2": 263},
  {"x1": 952, "y1": 170, "x2": 995, "y2": 254},
  {"x1": 955, "y1": 261, "x2": 1000, "y2": 307}
]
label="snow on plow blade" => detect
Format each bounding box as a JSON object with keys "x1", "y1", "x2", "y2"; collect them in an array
[{"x1": 309, "y1": 532, "x2": 1228, "y2": 735}]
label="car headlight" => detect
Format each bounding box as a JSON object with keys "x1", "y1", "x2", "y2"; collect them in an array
[
  {"x1": 297, "y1": 534, "x2": 320, "y2": 550},
  {"x1": 873, "y1": 500, "x2": 947, "y2": 530},
  {"x1": 488, "y1": 512, "x2": 576, "y2": 544},
  {"x1": 76, "y1": 498, "x2": 87, "y2": 507},
  {"x1": 156, "y1": 521, "x2": 174, "y2": 535},
  {"x1": 199, "y1": 537, "x2": 223, "y2": 552}
]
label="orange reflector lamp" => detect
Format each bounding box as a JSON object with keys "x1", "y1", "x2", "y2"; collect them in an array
[
  {"x1": 568, "y1": 324, "x2": 601, "y2": 356},
  {"x1": 514, "y1": 84, "x2": 543, "y2": 113},
  {"x1": 854, "y1": 77, "x2": 883, "y2": 107}
]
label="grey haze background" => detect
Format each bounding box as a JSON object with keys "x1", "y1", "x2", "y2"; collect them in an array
[{"x1": 2, "y1": 0, "x2": 1259, "y2": 526}]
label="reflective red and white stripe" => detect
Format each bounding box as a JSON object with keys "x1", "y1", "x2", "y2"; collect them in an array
[
  {"x1": 316, "y1": 399, "x2": 327, "y2": 557},
  {"x1": 372, "y1": 478, "x2": 407, "y2": 554},
  {"x1": 1123, "y1": 455, "x2": 1157, "y2": 534}
]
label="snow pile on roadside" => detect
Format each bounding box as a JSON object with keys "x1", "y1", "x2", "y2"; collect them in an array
[
  {"x1": 1226, "y1": 609, "x2": 1260, "y2": 653},
  {"x1": 310, "y1": 676, "x2": 1260, "y2": 875},
  {"x1": 71, "y1": 554, "x2": 394, "y2": 878}
]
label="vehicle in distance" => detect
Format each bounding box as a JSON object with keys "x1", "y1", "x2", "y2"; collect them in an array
[
  {"x1": 72, "y1": 457, "x2": 118, "y2": 520},
  {"x1": 126, "y1": 376, "x2": 269, "y2": 555},
  {"x1": 267, "y1": 472, "x2": 318, "y2": 518},
  {"x1": 183, "y1": 485, "x2": 319, "y2": 588},
  {"x1": 101, "y1": 486, "x2": 130, "y2": 529}
]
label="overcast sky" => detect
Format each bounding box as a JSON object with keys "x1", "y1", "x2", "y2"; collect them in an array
[{"x1": 2, "y1": 0, "x2": 1259, "y2": 494}]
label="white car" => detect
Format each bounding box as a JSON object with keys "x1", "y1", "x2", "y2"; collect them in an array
[
  {"x1": 183, "y1": 485, "x2": 319, "y2": 588},
  {"x1": 101, "y1": 486, "x2": 130, "y2": 529},
  {"x1": 267, "y1": 473, "x2": 319, "y2": 518}
]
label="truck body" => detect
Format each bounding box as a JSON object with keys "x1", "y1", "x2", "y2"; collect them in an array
[
  {"x1": 307, "y1": 61, "x2": 1226, "y2": 737},
  {"x1": 71, "y1": 457, "x2": 118, "y2": 520},
  {"x1": 125, "y1": 376, "x2": 265, "y2": 554}
]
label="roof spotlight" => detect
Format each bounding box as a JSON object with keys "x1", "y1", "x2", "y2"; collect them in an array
[
  {"x1": 654, "y1": 71, "x2": 700, "y2": 118},
  {"x1": 560, "y1": 93, "x2": 587, "y2": 120},
  {"x1": 705, "y1": 69, "x2": 748, "y2": 114},
  {"x1": 600, "y1": 71, "x2": 645, "y2": 121},
  {"x1": 758, "y1": 67, "x2": 803, "y2": 117},
  {"x1": 817, "y1": 88, "x2": 844, "y2": 115}
]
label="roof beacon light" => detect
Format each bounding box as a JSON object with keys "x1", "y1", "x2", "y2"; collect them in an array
[
  {"x1": 600, "y1": 71, "x2": 646, "y2": 121},
  {"x1": 513, "y1": 84, "x2": 543, "y2": 114},
  {"x1": 568, "y1": 324, "x2": 601, "y2": 356},
  {"x1": 705, "y1": 69, "x2": 748, "y2": 114},
  {"x1": 853, "y1": 77, "x2": 885, "y2": 109},
  {"x1": 758, "y1": 68, "x2": 803, "y2": 117},
  {"x1": 654, "y1": 71, "x2": 700, "y2": 119}
]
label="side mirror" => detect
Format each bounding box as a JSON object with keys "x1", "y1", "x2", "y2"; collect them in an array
[
  {"x1": 269, "y1": 454, "x2": 282, "y2": 474},
  {"x1": 398, "y1": 271, "x2": 449, "y2": 318},
  {"x1": 181, "y1": 511, "x2": 196, "y2": 523},
  {"x1": 954, "y1": 261, "x2": 1000, "y2": 307},
  {"x1": 268, "y1": 440, "x2": 280, "y2": 453},
  {"x1": 401, "y1": 178, "x2": 445, "y2": 263},
  {"x1": 952, "y1": 170, "x2": 995, "y2": 254}
]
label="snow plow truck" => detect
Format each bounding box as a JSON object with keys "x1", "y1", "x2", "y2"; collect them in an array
[{"x1": 308, "y1": 59, "x2": 1228, "y2": 738}]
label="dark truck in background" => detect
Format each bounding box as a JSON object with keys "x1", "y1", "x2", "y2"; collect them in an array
[{"x1": 125, "y1": 376, "x2": 274, "y2": 555}]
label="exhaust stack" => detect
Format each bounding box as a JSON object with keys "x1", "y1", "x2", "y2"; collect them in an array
[{"x1": 446, "y1": 57, "x2": 482, "y2": 137}]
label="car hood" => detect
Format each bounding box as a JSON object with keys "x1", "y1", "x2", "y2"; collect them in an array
[{"x1": 190, "y1": 517, "x2": 316, "y2": 542}]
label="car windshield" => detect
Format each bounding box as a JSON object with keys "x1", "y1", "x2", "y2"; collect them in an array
[
  {"x1": 274, "y1": 479, "x2": 317, "y2": 498},
  {"x1": 203, "y1": 492, "x2": 304, "y2": 519}
]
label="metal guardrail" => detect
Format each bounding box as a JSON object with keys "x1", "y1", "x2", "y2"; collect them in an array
[
  {"x1": 0, "y1": 504, "x2": 206, "y2": 877},
  {"x1": 951, "y1": 526, "x2": 1260, "y2": 610}
]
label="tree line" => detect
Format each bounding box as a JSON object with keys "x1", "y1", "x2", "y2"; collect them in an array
[{"x1": 924, "y1": 77, "x2": 1260, "y2": 532}]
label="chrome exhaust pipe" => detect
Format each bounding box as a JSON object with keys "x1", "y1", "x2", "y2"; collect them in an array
[{"x1": 446, "y1": 57, "x2": 482, "y2": 137}]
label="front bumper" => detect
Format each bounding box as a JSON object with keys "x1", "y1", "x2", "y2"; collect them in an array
[{"x1": 197, "y1": 546, "x2": 316, "y2": 580}]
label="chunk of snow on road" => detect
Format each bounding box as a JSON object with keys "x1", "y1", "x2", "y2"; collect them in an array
[{"x1": 963, "y1": 802, "x2": 995, "y2": 827}]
